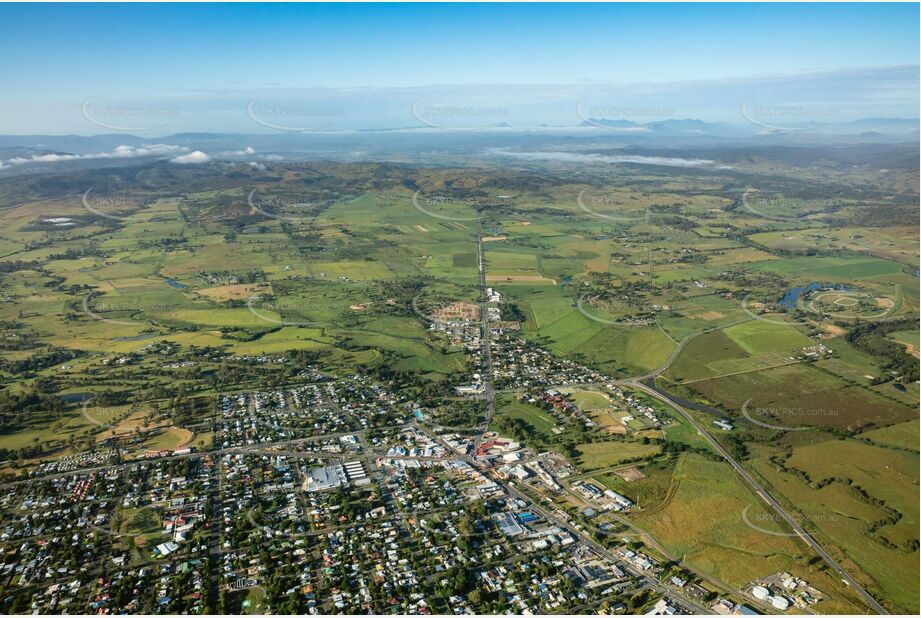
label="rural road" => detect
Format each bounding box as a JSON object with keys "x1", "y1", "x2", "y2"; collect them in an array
[{"x1": 638, "y1": 317, "x2": 752, "y2": 381}]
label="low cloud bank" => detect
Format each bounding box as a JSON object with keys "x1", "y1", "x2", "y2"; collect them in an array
[{"x1": 0, "y1": 144, "x2": 188, "y2": 168}]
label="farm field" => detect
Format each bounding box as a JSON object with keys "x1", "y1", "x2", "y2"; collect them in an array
[
  {"x1": 860, "y1": 419, "x2": 920, "y2": 451},
  {"x1": 572, "y1": 441, "x2": 661, "y2": 471},
  {"x1": 747, "y1": 254, "x2": 908, "y2": 281},
  {"x1": 750, "y1": 226, "x2": 919, "y2": 267},
  {"x1": 686, "y1": 362, "x2": 917, "y2": 430},
  {"x1": 722, "y1": 320, "x2": 813, "y2": 355}
]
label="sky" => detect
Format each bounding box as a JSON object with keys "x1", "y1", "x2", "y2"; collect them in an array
[{"x1": 0, "y1": 2, "x2": 918, "y2": 134}]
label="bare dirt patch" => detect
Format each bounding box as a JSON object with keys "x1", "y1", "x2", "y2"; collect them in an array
[
  {"x1": 96, "y1": 411, "x2": 165, "y2": 442},
  {"x1": 821, "y1": 324, "x2": 847, "y2": 337},
  {"x1": 875, "y1": 297, "x2": 894, "y2": 309},
  {"x1": 615, "y1": 467, "x2": 647, "y2": 482},
  {"x1": 432, "y1": 301, "x2": 479, "y2": 321}
]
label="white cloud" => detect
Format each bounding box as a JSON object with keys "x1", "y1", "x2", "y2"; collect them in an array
[
  {"x1": 1, "y1": 143, "x2": 187, "y2": 167},
  {"x1": 170, "y1": 150, "x2": 211, "y2": 164},
  {"x1": 221, "y1": 146, "x2": 256, "y2": 156}
]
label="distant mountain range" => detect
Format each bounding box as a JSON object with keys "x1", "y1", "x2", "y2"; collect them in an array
[
  {"x1": 0, "y1": 117, "x2": 917, "y2": 177},
  {"x1": 579, "y1": 116, "x2": 920, "y2": 136}
]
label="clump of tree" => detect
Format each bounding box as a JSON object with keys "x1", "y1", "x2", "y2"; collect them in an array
[
  {"x1": 0, "y1": 388, "x2": 67, "y2": 433},
  {"x1": 499, "y1": 302, "x2": 526, "y2": 322},
  {"x1": 0, "y1": 347, "x2": 82, "y2": 375},
  {"x1": 845, "y1": 318, "x2": 919, "y2": 383}
]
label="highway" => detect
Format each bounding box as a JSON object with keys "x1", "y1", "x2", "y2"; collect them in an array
[
  {"x1": 628, "y1": 378, "x2": 888, "y2": 615},
  {"x1": 622, "y1": 311, "x2": 886, "y2": 613}
]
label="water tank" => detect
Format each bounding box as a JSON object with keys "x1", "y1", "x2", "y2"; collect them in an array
[
  {"x1": 751, "y1": 585, "x2": 770, "y2": 600},
  {"x1": 770, "y1": 596, "x2": 790, "y2": 610}
]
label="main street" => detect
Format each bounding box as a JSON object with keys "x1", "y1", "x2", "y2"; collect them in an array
[{"x1": 473, "y1": 217, "x2": 497, "y2": 452}]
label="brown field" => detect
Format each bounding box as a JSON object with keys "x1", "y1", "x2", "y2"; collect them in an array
[
  {"x1": 705, "y1": 247, "x2": 779, "y2": 266},
  {"x1": 486, "y1": 274, "x2": 557, "y2": 285},
  {"x1": 197, "y1": 283, "x2": 271, "y2": 301},
  {"x1": 821, "y1": 324, "x2": 848, "y2": 337},
  {"x1": 689, "y1": 311, "x2": 725, "y2": 321}
]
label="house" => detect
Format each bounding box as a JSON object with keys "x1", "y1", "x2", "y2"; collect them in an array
[{"x1": 155, "y1": 541, "x2": 179, "y2": 557}]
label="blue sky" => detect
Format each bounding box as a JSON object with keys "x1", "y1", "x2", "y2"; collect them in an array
[{"x1": 0, "y1": 2, "x2": 917, "y2": 133}]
